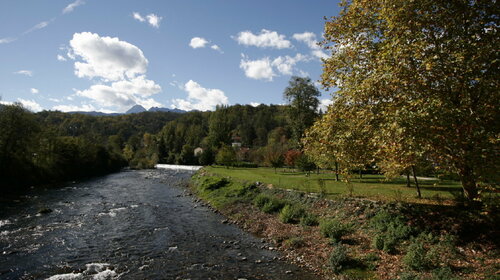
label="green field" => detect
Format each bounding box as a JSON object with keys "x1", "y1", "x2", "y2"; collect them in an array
[{"x1": 205, "y1": 166, "x2": 464, "y2": 204}]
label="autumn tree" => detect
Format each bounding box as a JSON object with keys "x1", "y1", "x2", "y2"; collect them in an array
[
  {"x1": 283, "y1": 76, "x2": 321, "y2": 146},
  {"x1": 318, "y1": 0, "x2": 499, "y2": 200}
]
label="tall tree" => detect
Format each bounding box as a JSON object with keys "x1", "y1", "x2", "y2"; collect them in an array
[
  {"x1": 283, "y1": 76, "x2": 320, "y2": 146},
  {"x1": 319, "y1": 0, "x2": 499, "y2": 200}
]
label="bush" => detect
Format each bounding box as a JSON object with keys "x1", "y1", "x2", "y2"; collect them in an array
[
  {"x1": 202, "y1": 176, "x2": 230, "y2": 191},
  {"x1": 300, "y1": 213, "x2": 319, "y2": 226},
  {"x1": 396, "y1": 272, "x2": 420, "y2": 280},
  {"x1": 329, "y1": 242, "x2": 349, "y2": 273},
  {"x1": 254, "y1": 194, "x2": 288, "y2": 213},
  {"x1": 431, "y1": 267, "x2": 458, "y2": 280},
  {"x1": 363, "y1": 252, "x2": 380, "y2": 270},
  {"x1": 253, "y1": 193, "x2": 271, "y2": 208},
  {"x1": 320, "y1": 219, "x2": 353, "y2": 242},
  {"x1": 403, "y1": 233, "x2": 458, "y2": 271},
  {"x1": 284, "y1": 237, "x2": 305, "y2": 248},
  {"x1": 370, "y1": 210, "x2": 412, "y2": 253},
  {"x1": 231, "y1": 161, "x2": 258, "y2": 168},
  {"x1": 279, "y1": 204, "x2": 306, "y2": 224}
]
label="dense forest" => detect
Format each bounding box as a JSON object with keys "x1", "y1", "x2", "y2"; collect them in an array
[{"x1": 0, "y1": 104, "x2": 182, "y2": 193}]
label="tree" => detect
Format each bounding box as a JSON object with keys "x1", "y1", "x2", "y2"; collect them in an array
[
  {"x1": 319, "y1": 0, "x2": 499, "y2": 200},
  {"x1": 283, "y1": 76, "x2": 320, "y2": 146},
  {"x1": 264, "y1": 144, "x2": 285, "y2": 173},
  {"x1": 215, "y1": 145, "x2": 237, "y2": 168}
]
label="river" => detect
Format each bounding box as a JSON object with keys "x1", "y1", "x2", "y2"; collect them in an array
[{"x1": 0, "y1": 169, "x2": 316, "y2": 279}]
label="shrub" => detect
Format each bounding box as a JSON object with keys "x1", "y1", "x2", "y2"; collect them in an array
[
  {"x1": 397, "y1": 272, "x2": 421, "y2": 280},
  {"x1": 284, "y1": 237, "x2": 305, "y2": 248},
  {"x1": 370, "y1": 210, "x2": 412, "y2": 253},
  {"x1": 403, "y1": 233, "x2": 458, "y2": 271},
  {"x1": 363, "y1": 252, "x2": 380, "y2": 271},
  {"x1": 279, "y1": 204, "x2": 306, "y2": 224},
  {"x1": 431, "y1": 267, "x2": 458, "y2": 280},
  {"x1": 320, "y1": 219, "x2": 353, "y2": 242},
  {"x1": 300, "y1": 213, "x2": 319, "y2": 226},
  {"x1": 253, "y1": 193, "x2": 271, "y2": 208},
  {"x1": 202, "y1": 176, "x2": 230, "y2": 191},
  {"x1": 329, "y1": 242, "x2": 349, "y2": 273},
  {"x1": 231, "y1": 161, "x2": 258, "y2": 168},
  {"x1": 258, "y1": 197, "x2": 288, "y2": 213}
]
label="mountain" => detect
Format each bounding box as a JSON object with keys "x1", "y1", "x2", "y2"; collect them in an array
[
  {"x1": 126, "y1": 105, "x2": 147, "y2": 114},
  {"x1": 148, "y1": 107, "x2": 186, "y2": 113}
]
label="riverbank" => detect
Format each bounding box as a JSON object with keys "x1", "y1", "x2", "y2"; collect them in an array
[{"x1": 190, "y1": 169, "x2": 499, "y2": 280}]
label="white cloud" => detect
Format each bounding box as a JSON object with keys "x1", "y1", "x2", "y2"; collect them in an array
[
  {"x1": 0, "y1": 101, "x2": 13, "y2": 105},
  {"x1": 14, "y1": 70, "x2": 33, "y2": 77},
  {"x1": 211, "y1": 44, "x2": 223, "y2": 53},
  {"x1": 189, "y1": 37, "x2": 208, "y2": 49},
  {"x1": 49, "y1": 98, "x2": 62, "y2": 102},
  {"x1": 318, "y1": 98, "x2": 333, "y2": 112},
  {"x1": 133, "y1": 12, "x2": 145, "y2": 22},
  {"x1": 146, "y1": 14, "x2": 162, "y2": 28},
  {"x1": 240, "y1": 56, "x2": 275, "y2": 81},
  {"x1": 293, "y1": 31, "x2": 329, "y2": 59},
  {"x1": 69, "y1": 32, "x2": 148, "y2": 81},
  {"x1": 235, "y1": 29, "x2": 292, "y2": 49},
  {"x1": 0, "y1": 37, "x2": 16, "y2": 44},
  {"x1": 52, "y1": 103, "x2": 95, "y2": 112},
  {"x1": 17, "y1": 98, "x2": 43, "y2": 112},
  {"x1": 30, "y1": 88, "x2": 39, "y2": 94},
  {"x1": 63, "y1": 0, "x2": 85, "y2": 14},
  {"x1": 250, "y1": 102, "x2": 261, "y2": 107},
  {"x1": 133, "y1": 12, "x2": 162, "y2": 28},
  {"x1": 271, "y1": 54, "x2": 308, "y2": 75},
  {"x1": 171, "y1": 80, "x2": 229, "y2": 111},
  {"x1": 67, "y1": 32, "x2": 162, "y2": 112},
  {"x1": 57, "y1": 54, "x2": 67, "y2": 61},
  {"x1": 76, "y1": 75, "x2": 162, "y2": 110},
  {"x1": 24, "y1": 21, "x2": 51, "y2": 34}
]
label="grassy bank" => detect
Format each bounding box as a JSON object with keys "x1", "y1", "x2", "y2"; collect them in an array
[
  {"x1": 190, "y1": 168, "x2": 499, "y2": 280},
  {"x1": 205, "y1": 166, "x2": 464, "y2": 204}
]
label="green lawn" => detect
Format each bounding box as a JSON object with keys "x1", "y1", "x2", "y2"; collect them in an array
[{"x1": 205, "y1": 166, "x2": 464, "y2": 204}]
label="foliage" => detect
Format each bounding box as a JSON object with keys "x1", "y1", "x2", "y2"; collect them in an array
[
  {"x1": 371, "y1": 210, "x2": 412, "y2": 253},
  {"x1": 279, "y1": 204, "x2": 306, "y2": 224},
  {"x1": 295, "y1": 153, "x2": 316, "y2": 174},
  {"x1": 283, "y1": 76, "x2": 320, "y2": 145},
  {"x1": 284, "y1": 149, "x2": 302, "y2": 168},
  {"x1": 264, "y1": 144, "x2": 285, "y2": 172},
  {"x1": 215, "y1": 145, "x2": 237, "y2": 167},
  {"x1": 300, "y1": 213, "x2": 319, "y2": 226},
  {"x1": 403, "y1": 233, "x2": 457, "y2": 271},
  {"x1": 316, "y1": 0, "x2": 500, "y2": 200},
  {"x1": 328, "y1": 242, "x2": 349, "y2": 273},
  {"x1": 320, "y1": 218, "x2": 353, "y2": 242},
  {"x1": 284, "y1": 237, "x2": 305, "y2": 248}
]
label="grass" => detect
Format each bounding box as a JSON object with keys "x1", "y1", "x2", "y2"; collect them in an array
[{"x1": 205, "y1": 166, "x2": 463, "y2": 204}]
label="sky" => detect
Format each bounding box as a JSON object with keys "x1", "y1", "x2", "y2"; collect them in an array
[{"x1": 0, "y1": 0, "x2": 341, "y2": 113}]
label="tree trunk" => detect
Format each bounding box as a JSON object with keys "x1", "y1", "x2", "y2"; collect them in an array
[
  {"x1": 406, "y1": 171, "x2": 411, "y2": 188},
  {"x1": 411, "y1": 165, "x2": 421, "y2": 198},
  {"x1": 457, "y1": 165, "x2": 478, "y2": 201},
  {"x1": 335, "y1": 162, "x2": 339, "y2": 181},
  {"x1": 359, "y1": 169, "x2": 363, "y2": 179}
]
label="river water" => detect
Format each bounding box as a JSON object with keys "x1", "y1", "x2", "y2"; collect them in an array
[{"x1": 0, "y1": 169, "x2": 316, "y2": 279}]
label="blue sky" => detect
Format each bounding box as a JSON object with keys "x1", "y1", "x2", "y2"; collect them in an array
[{"x1": 0, "y1": 0, "x2": 341, "y2": 113}]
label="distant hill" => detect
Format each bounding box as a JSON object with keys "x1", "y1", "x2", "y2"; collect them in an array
[{"x1": 68, "y1": 105, "x2": 187, "y2": 116}]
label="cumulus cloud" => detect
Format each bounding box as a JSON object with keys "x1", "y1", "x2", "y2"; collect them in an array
[
  {"x1": 318, "y1": 98, "x2": 333, "y2": 112},
  {"x1": 52, "y1": 103, "x2": 95, "y2": 112},
  {"x1": 0, "y1": 37, "x2": 16, "y2": 44},
  {"x1": 171, "y1": 80, "x2": 229, "y2": 111},
  {"x1": 133, "y1": 12, "x2": 162, "y2": 28},
  {"x1": 67, "y1": 32, "x2": 162, "y2": 112},
  {"x1": 271, "y1": 54, "x2": 308, "y2": 75},
  {"x1": 189, "y1": 37, "x2": 208, "y2": 49},
  {"x1": 240, "y1": 54, "x2": 308, "y2": 81},
  {"x1": 69, "y1": 32, "x2": 148, "y2": 81},
  {"x1": 76, "y1": 75, "x2": 162, "y2": 110},
  {"x1": 235, "y1": 29, "x2": 292, "y2": 49},
  {"x1": 240, "y1": 56, "x2": 275, "y2": 81},
  {"x1": 57, "y1": 54, "x2": 67, "y2": 61},
  {"x1": 14, "y1": 70, "x2": 33, "y2": 77},
  {"x1": 18, "y1": 98, "x2": 43, "y2": 112},
  {"x1": 292, "y1": 31, "x2": 328, "y2": 59},
  {"x1": 30, "y1": 88, "x2": 39, "y2": 94},
  {"x1": 63, "y1": 0, "x2": 85, "y2": 14},
  {"x1": 250, "y1": 102, "x2": 261, "y2": 107}
]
